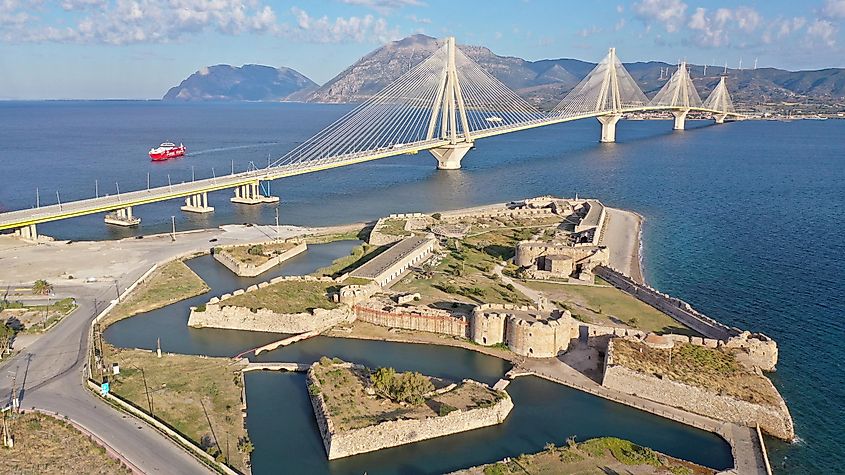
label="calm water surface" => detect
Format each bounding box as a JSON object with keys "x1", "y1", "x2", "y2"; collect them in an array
[{"x1": 4, "y1": 101, "x2": 843, "y2": 473}]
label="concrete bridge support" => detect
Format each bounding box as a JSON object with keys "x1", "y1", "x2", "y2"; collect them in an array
[
  {"x1": 180, "y1": 192, "x2": 214, "y2": 214},
  {"x1": 104, "y1": 206, "x2": 141, "y2": 227},
  {"x1": 430, "y1": 142, "x2": 473, "y2": 170},
  {"x1": 597, "y1": 114, "x2": 622, "y2": 143},
  {"x1": 672, "y1": 109, "x2": 690, "y2": 130},
  {"x1": 714, "y1": 113, "x2": 727, "y2": 124},
  {"x1": 14, "y1": 224, "x2": 38, "y2": 241},
  {"x1": 230, "y1": 181, "x2": 279, "y2": 205}
]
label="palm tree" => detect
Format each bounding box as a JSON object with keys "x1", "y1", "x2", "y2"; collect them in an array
[{"x1": 32, "y1": 279, "x2": 53, "y2": 296}]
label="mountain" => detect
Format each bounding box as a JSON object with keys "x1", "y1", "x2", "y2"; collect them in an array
[
  {"x1": 306, "y1": 34, "x2": 845, "y2": 109},
  {"x1": 163, "y1": 64, "x2": 317, "y2": 102}
]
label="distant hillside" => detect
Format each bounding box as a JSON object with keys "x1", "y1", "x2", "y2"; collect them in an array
[
  {"x1": 163, "y1": 64, "x2": 317, "y2": 102},
  {"x1": 306, "y1": 34, "x2": 845, "y2": 109}
]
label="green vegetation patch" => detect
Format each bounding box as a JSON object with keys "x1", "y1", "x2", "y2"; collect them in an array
[
  {"x1": 3, "y1": 411, "x2": 132, "y2": 474},
  {"x1": 107, "y1": 346, "x2": 250, "y2": 472},
  {"x1": 0, "y1": 297, "x2": 77, "y2": 334},
  {"x1": 312, "y1": 358, "x2": 503, "y2": 432},
  {"x1": 223, "y1": 280, "x2": 339, "y2": 314},
  {"x1": 454, "y1": 436, "x2": 714, "y2": 475},
  {"x1": 221, "y1": 240, "x2": 299, "y2": 266},
  {"x1": 313, "y1": 243, "x2": 389, "y2": 278},
  {"x1": 378, "y1": 218, "x2": 411, "y2": 237},
  {"x1": 103, "y1": 260, "x2": 209, "y2": 328},
  {"x1": 526, "y1": 281, "x2": 697, "y2": 335},
  {"x1": 612, "y1": 339, "x2": 781, "y2": 406},
  {"x1": 393, "y1": 224, "x2": 547, "y2": 306}
]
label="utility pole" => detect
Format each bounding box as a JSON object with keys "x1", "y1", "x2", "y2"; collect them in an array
[
  {"x1": 56, "y1": 191, "x2": 62, "y2": 211},
  {"x1": 95, "y1": 180, "x2": 99, "y2": 198},
  {"x1": 132, "y1": 365, "x2": 154, "y2": 415},
  {"x1": 114, "y1": 280, "x2": 120, "y2": 302},
  {"x1": 192, "y1": 166, "x2": 195, "y2": 182},
  {"x1": 170, "y1": 216, "x2": 176, "y2": 242},
  {"x1": 167, "y1": 174, "x2": 172, "y2": 192},
  {"x1": 231, "y1": 160, "x2": 234, "y2": 176},
  {"x1": 275, "y1": 206, "x2": 280, "y2": 236},
  {"x1": 211, "y1": 168, "x2": 216, "y2": 184},
  {"x1": 36, "y1": 187, "x2": 40, "y2": 208},
  {"x1": 147, "y1": 173, "x2": 150, "y2": 191},
  {"x1": 116, "y1": 182, "x2": 121, "y2": 203}
]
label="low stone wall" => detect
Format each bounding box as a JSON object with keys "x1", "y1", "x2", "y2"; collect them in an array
[
  {"x1": 213, "y1": 241, "x2": 307, "y2": 277},
  {"x1": 188, "y1": 304, "x2": 354, "y2": 334},
  {"x1": 602, "y1": 363, "x2": 794, "y2": 440},
  {"x1": 189, "y1": 275, "x2": 353, "y2": 334},
  {"x1": 353, "y1": 304, "x2": 468, "y2": 337},
  {"x1": 308, "y1": 368, "x2": 513, "y2": 460},
  {"x1": 595, "y1": 266, "x2": 779, "y2": 371}
]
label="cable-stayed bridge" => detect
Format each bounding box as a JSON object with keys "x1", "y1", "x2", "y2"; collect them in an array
[{"x1": 2, "y1": 37, "x2": 740, "y2": 238}]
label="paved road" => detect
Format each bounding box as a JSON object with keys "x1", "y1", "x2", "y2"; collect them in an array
[{"x1": 0, "y1": 225, "x2": 312, "y2": 474}]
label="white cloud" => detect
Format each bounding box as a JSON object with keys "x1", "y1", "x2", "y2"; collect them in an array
[
  {"x1": 287, "y1": 7, "x2": 400, "y2": 44},
  {"x1": 338, "y1": 0, "x2": 425, "y2": 15},
  {"x1": 822, "y1": 0, "x2": 845, "y2": 19},
  {"x1": 406, "y1": 14, "x2": 431, "y2": 24},
  {"x1": 806, "y1": 19, "x2": 837, "y2": 47},
  {"x1": 633, "y1": 0, "x2": 688, "y2": 33},
  {"x1": 0, "y1": 1, "x2": 401, "y2": 45},
  {"x1": 684, "y1": 6, "x2": 762, "y2": 48}
]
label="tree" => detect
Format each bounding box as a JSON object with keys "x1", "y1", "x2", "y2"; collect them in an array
[
  {"x1": 0, "y1": 324, "x2": 14, "y2": 358},
  {"x1": 32, "y1": 279, "x2": 53, "y2": 296},
  {"x1": 247, "y1": 245, "x2": 264, "y2": 256},
  {"x1": 369, "y1": 367, "x2": 434, "y2": 406}
]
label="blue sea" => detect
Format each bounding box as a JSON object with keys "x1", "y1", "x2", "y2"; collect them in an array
[{"x1": 2, "y1": 101, "x2": 844, "y2": 473}]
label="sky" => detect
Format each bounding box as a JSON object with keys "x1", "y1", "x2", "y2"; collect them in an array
[{"x1": 1, "y1": 0, "x2": 844, "y2": 99}]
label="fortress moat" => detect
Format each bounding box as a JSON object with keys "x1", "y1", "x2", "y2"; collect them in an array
[{"x1": 79, "y1": 196, "x2": 788, "y2": 474}]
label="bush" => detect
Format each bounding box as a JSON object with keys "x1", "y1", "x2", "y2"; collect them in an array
[
  {"x1": 194, "y1": 304, "x2": 206, "y2": 312},
  {"x1": 369, "y1": 367, "x2": 434, "y2": 405},
  {"x1": 483, "y1": 464, "x2": 508, "y2": 475},
  {"x1": 308, "y1": 383, "x2": 321, "y2": 396},
  {"x1": 432, "y1": 213, "x2": 442, "y2": 220},
  {"x1": 439, "y1": 403, "x2": 458, "y2": 416},
  {"x1": 247, "y1": 244, "x2": 264, "y2": 256},
  {"x1": 319, "y1": 356, "x2": 333, "y2": 366}
]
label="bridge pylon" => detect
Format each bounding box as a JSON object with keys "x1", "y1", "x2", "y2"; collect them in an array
[
  {"x1": 552, "y1": 47, "x2": 649, "y2": 143},
  {"x1": 650, "y1": 61, "x2": 702, "y2": 130},
  {"x1": 428, "y1": 37, "x2": 473, "y2": 169},
  {"x1": 702, "y1": 76, "x2": 736, "y2": 124}
]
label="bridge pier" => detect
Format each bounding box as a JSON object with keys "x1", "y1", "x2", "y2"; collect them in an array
[
  {"x1": 104, "y1": 206, "x2": 141, "y2": 227},
  {"x1": 14, "y1": 224, "x2": 38, "y2": 241},
  {"x1": 430, "y1": 142, "x2": 473, "y2": 170},
  {"x1": 230, "y1": 181, "x2": 279, "y2": 205},
  {"x1": 714, "y1": 113, "x2": 727, "y2": 124},
  {"x1": 181, "y1": 192, "x2": 214, "y2": 214},
  {"x1": 597, "y1": 114, "x2": 622, "y2": 143},
  {"x1": 672, "y1": 109, "x2": 690, "y2": 130}
]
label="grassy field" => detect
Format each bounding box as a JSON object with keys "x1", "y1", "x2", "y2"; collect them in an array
[
  {"x1": 525, "y1": 281, "x2": 696, "y2": 335},
  {"x1": 102, "y1": 260, "x2": 209, "y2": 328},
  {"x1": 612, "y1": 339, "x2": 781, "y2": 406},
  {"x1": 393, "y1": 224, "x2": 545, "y2": 306},
  {"x1": 107, "y1": 346, "x2": 250, "y2": 473},
  {"x1": 304, "y1": 228, "x2": 365, "y2": 244},
  {"x1": 3, "y1": 411, "x2": 132, "y2": 475},
  {"x1": 1, "y1": 297, "x2": 77, "y2": 334},
  {"x1": 377, "y1": 218, "x2": 411, "y2": 237},
  {"x1": 456, "y1": 437, "x2": 714, "y2": 475},
  {"x1": 221, "y1": 241, "x2": 299, "y2": 266},
  {"x1": 312, "y1": 243, "x2": 389, "y2": 278},
  {"x1": 312, "y1": 360, "x2": 504, "y2": 432},
  {"x1": 223, "y1": 280, "x2": 339, "y2": 314}
]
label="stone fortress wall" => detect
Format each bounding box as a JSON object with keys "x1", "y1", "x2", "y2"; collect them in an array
[
  {"x1": 187, "y1": 275, "x2": 354, "y2": 334},
  {"x1": 353, "y1": 303, "x2": 468, "y2": 338},
  {"x1": 471, "y1": 304, "x2": 573, "y2": 358},
  {"x1": 307, "y1": 363, "x2": 514, "y2": 460},
  {"x1": 602, "y1": 339, "x2": 795, "y2": 440},
  {"x1": 213, "y1": 241, "x2": 307, "y2": 277},
  {"x1": 595, "y1": 265, "x2": 778, "y2": 371}
]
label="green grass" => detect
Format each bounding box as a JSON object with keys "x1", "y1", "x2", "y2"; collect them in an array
[
  {"x1": 108, "y1": 347, "x2": 249, "y2": 472},
  {"x1": 378, "y1": 218, "x2": 411, "y2": 237},
  {"x1": 526, "y1": 281, "x2": 696, "y2": 335},
  {"x1": 313, "y1": 243, "x2": 389, "y2": 278},
  {"x1": 579, "y1": 437, "x2": 660, "y2": 466},
  {"x1": 103, "y1": 260, "x2": 209, "y2": 328},
  {"x1": 223, "y1": 280, "x2": 339, "y2": 314}
]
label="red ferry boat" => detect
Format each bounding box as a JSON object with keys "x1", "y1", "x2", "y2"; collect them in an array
[{"x1": 149, "y1": 142, "x2": 186, "y2": 161}]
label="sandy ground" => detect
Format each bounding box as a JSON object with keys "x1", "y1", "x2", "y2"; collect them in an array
[
  {"x1": 601, "y1": 207, "x2": 644, "y2": 282},
  {"x1": 0, "y1": 223, "x2": 366, "y2": 285}
]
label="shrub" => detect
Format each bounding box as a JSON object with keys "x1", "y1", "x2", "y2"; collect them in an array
[
  {"x1": 483, "y1": 464, "x2": 508, "y2": 475},
  {"x1": 432, "y1": 213, "x2": 442, "y2": 220},
  {"x1": 308, "y1": 383, "x2": 321, "y2": 396},
  {"x1": 439, "y1": 403, "x2": 458, "y2": 416},
  {"x1": 369, "y1": 367, "x2": 434, "y2": 405},
  {"x1": 319, "y1": 356, "x2": 333, "y2": 366},
  {"x1": 194, "y1": 304, "x2": 206, "y2": 312},
  {"x1": 247, "y1": 244, "x2": 264, "y2": 256}
]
